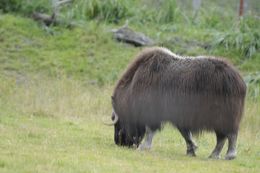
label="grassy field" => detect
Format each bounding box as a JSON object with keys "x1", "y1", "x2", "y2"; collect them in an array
[
  {"x1": 0, "y1": 76, "x2": 259, "y2": 173},
  {"x1": 0, "y1": 1, "x2": 260, "y2": 172}
]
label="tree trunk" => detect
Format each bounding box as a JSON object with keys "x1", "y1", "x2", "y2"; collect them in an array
[
  {"x1": 192, "y1": 0, "x2": 201, "y2": 12},
  {"x1": 239, "y1": 0, "x2": 244, "y2": 17}
]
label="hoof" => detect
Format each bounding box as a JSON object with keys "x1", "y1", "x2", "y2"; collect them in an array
[
  {"x1": 186, "y1": 145, "x2": 198, "y2": 157},
  {"x1": 225, "y1": 151, "x2": 236, "y2": 160},
  {"x1": 208, "y1": 154, "x2": 221, "y2": 159},
  {"x1": 225, "y1": 154, "x2": 236, "y2": 160},
  {"x1": 137, "y1": 144, "x2": 151, "y2": 151},
  {"x1": 194, "y1": 145, "x2": 198, "y2": 151},
  {"x1": 187, "y1": 152, "x2": 196, "y2": 157}
]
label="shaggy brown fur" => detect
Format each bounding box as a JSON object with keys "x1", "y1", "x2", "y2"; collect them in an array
[{"x1": 112, "y1": 47, "x2": 246, "y2": 151}]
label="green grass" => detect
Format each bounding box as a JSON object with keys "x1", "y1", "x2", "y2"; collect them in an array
[
  {"x1": 0, "y1": 14, "x2": 259, "y2": 85},
  {"x1": 0, "y1": 14, "x2": 140, "y2": 85},
  {"x1": 0, "y1": 77, "x2": 259, "y2": 173}
]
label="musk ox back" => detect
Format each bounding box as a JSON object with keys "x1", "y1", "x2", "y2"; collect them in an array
[{"x1": 109, "y1": 47, "x2": 246, "y2": 160}]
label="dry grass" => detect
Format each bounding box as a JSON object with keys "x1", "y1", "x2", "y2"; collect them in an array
[{"x1": 3, "y1": 75, "x2": 111, "y2": 120}]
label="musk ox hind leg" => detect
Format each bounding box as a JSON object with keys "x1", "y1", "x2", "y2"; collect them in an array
[
  {"x1": 209, "y1": 132, "x2": 226, "y2": 159},
  {"x1": 137, "y1": 126, "x2": 156, "y2": 151},
  {"x1": 178, "y1": 128, "x2": 198, "y2": 156},
  {"x1": 225, "y1": 132, "x2": 238, "y2": 160}
]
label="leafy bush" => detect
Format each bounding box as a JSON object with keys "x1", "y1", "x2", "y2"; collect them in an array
[
  {"x1": 212, "y1": 18, "x2": 259, "y2": 59},
  {"x1": 0, "y1": 0, "x2": 50, "y2": 15},
  {"x1": 156, "y1": 0, "x2": 179, "y2": 23},
  {"x1": 0, "y1": 0, "x2": 21, "y2": 13},
  {"x1": 244, "y1": 72, "x2": 260, "y2": 99},
  {"x1": 67, "y1": 0, "x2": 131, "y2": 23}
]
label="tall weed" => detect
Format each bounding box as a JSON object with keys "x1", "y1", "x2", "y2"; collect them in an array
[
  {"x1": 244, "y1": 72, "x2": 260, "y2": 100},
  {"x1": 67, "y1": 0, "x2": 131, "y2": 23},
  {"x1": 156, "y1": 0, "x2": 179, "y2": 23},
  {"x1": 211, "y1": 18, "x2": 259, "y2": 58}
]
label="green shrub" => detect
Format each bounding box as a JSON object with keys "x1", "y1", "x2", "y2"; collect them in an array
[
  {"x1": 0, "y1": 0, "x2": 51, "y2": 15},
  {"x1": 212, "y1": 18, "x2": 259, "y2": 59},
  {"x1": 67, "y1": 0, "x2": 131, "y2": 23},
  {"x1": 156, "y1": 0, "x2": 180, "y2": 23},
  {"x1": 0, "y1": 0, "x2": 21, "y2": 13},
  {"x1": 244, "y1": 72, "x2": 260, "y2": 99}
]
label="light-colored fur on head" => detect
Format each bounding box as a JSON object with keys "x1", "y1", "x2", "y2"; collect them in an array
[
  {"x1": 157, "y1": 47, "x2": 208, "y2": 59},
  {"x1": 152, "y1": 47, "x2": 189, "y2": 59}
]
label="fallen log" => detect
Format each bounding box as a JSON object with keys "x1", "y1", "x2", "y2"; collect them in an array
[
  {"x1": 32, "y1": 0, "x2": 73, "y2": 27},
  {"x1": 32, "y1": 12, "x2": 57, "y2": 26},
  {"x1": 111, "y1": 25, "x2": 154, "y2": 46}
]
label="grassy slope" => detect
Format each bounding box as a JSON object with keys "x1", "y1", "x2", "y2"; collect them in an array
[
  {"x1": 0, "y1": 14, "x2": 140, "y2": 85},
  {"x1": 0, "y1": 14, "x2": 259, "y2": 173},
  {"x1": 0, "y1": 14, "x2": 259, "y2": 83}
]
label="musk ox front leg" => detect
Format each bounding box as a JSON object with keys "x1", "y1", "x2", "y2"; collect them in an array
[
  {"x1": 138, "y1": 126, "x2": 155, "y2": 150},
  {"x1": 209, "y1": 131, "x2": 226, "y2": 159},
  {"x1": 225, "y1": 132, "x2": 238, "y2": 160},
  {"x1": 178, "y1": 128, "x2": 198, "y2": 156}
]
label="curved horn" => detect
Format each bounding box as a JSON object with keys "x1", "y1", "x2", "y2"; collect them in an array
[{"x1": 103, "y1": 111, "x2": 119, "y2": 126}]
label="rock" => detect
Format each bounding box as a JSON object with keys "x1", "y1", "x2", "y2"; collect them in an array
[{"x1": 111, "y1": 25, "x2": 154, "y2": 46}]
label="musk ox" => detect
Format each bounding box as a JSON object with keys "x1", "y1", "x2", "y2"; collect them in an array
[{"x1": 108, "y1": 47, "x2": 246, "y2": 160}]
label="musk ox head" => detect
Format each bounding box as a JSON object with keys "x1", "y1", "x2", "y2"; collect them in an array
[
  {"x1": 111, "y1": 110, "x2": 145, "y2": 147},
  {"x1": 108, "y1": 96, "x2": 145, "y2": 147}
]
